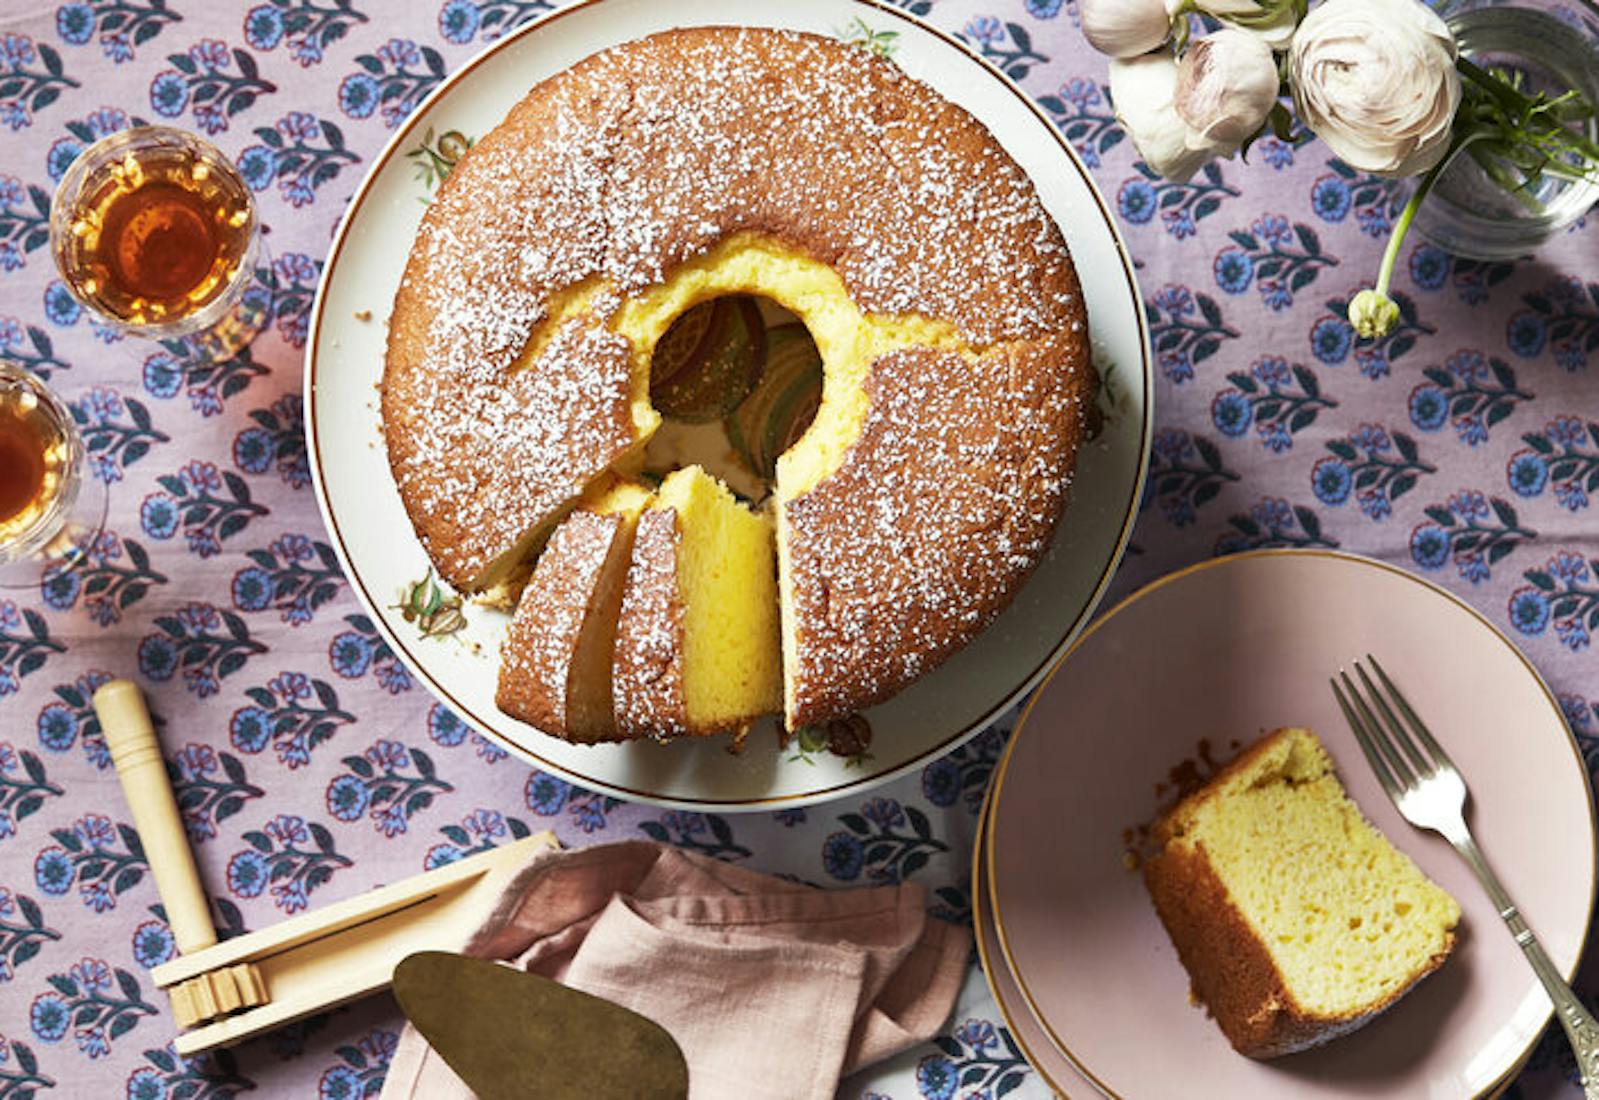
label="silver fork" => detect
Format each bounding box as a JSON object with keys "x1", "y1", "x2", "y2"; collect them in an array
[{"x1": 1332, "y1": 656, "x2": 1599, "y2": 1097}]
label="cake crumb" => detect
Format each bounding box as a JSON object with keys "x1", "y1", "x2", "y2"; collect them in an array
[
  {"x1": 1121, "y1": 850, "x2": 1140, "y2": 872},
  {"x1": 354, "y1": 309, "x2": 372, "y2": 321}
]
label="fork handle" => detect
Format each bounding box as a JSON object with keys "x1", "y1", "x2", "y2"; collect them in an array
[{"x1": 1452, "y1": 832, "x2": 1599, "y2": 1096}]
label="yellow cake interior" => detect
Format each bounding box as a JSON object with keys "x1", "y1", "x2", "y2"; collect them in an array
[
  {"x1": 563, "y1": 479, "x2": 652, "y2": 741},
  {"x1": 1159, "y1": 729, "x2": 1460, "y2": 1018},
  {"x1": 499, "y1": 232, "x2": 990, "y2": 724},
  {"x1": 652, "y1": 465, "x2": 782, "y2": 728},
  {"x1": 652, "y1": 466, "x2": 783, "y2": 725}
]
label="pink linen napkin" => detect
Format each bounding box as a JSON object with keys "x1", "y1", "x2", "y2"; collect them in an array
[{"x1": 379, "y1": 841, "x2": 970, "y2": 1100}]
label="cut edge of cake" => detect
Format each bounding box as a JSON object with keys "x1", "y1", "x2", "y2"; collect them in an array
[
  {"x1": 611, "y1": 465, "x2": 782, "y2": 740},
  {"x1": 1142, "y1": 727, "x2": 1461, "y2": 1059},
  {"x1": 495, "y1": 479, "x2": 650, "y2": 743}
]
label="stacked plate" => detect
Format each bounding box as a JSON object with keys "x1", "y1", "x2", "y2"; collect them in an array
[{"x1": 976, "y1": 550, "x2": 1596, "y2": 1099}]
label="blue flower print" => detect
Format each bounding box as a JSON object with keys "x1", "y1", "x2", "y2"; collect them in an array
[
  {"x1": 439, "y1": 0, "x2": 481, "y2": 44},
  {"x1": 34, "y1": 847, "x2": 72, "y2": 895},
  {"x1": 232, "y1": 568, "x2": 273, "y2": 612},
  {"x1": 30, "y1": 992, "x2": 70, "y2": 1041},
  {"x1": 40, "y1": 567, "x2": 79, "y2": 610},
  {"x1": 1410, "y1": 245, "x2": 1450, "y2": 290},
  {"x1": 1312, "y1": 458, "x2": 1353, "y2": 504},
  {"x1": 325, "y1": 775, "x2": 370, "y2": 822},
  {"x1": 822, "y1": 831, "x2": 864, "y2": 880},
  {"x1": 139, "y1": 494, "x2": 178, "y2": 540},
  {"x1": 56, "y1": 4, "x2": 95, "y2": 45},
  {"x1": 1508, "y1": 452, "x2": 1550, "y2": 497},
  {"x1": 428, "y1": 704, "x2": 467, "y2": 746},
  {"x1": 226, "y1": 849, "x2": 268, "y2": 897},
  {"x1": 916, "y1": 1054, "x2": 958, "y2": 1100},
  {"x1": 225, "y1": 707, "x2": 274, "y2": 759},
  {"x1": 43, "y1": 281, "x2": 80, "y2": 326},
  {"x1": 1309, "y1": 316, "x2": 1354, "y2": 365},
  {"x1": 525, "y1": 771, "x2": 570, "y2": 816},
  {"x1": 38, "y1": 701, "x2": 77, "y2": 752},
  {"x1": 1505, "y1": 310, "x2": 1548, "y2": 359},
  {"x1": 922, "y1": 757, "x2": 960, "y2": 807},
  {"x1": 1311, "y1": 175, "x2": 1351, "y2": 222},
  {"x1": 46, "y1": 137, "x2": 81, "y2": 181},
  {"x1": 136, "y1": 634, "x2": 177, "y2": 681},
  {"x1": 236, "y1": 144, "x2": 276, "y2": 191},
  {"x1": 245, "y1": 5, "x2": 285, "y2": 50},
  {"x1": 1027, "y1": 0, "x2": 1063, "y2": 15},
  {"x1": 338, "y1": 73, "x2": 379, "y2": 118},
  {"x1": 148, "y1": 72, "x2": 189, "y2": 118},
  {"x1": 131, "y1": 920, "x2": 175, "y2": 968},
  {"x1": 1409, "y1": 384, "x2": 1449, "y2": 431},
  {"x1": 1214, "y1": 248, "x2": 1253, "y2": 295},
  {"x1": 1411, "y1": 524, "x2": 1451, "y2": 569},
  {"x1": 1509, "y1": 588, "x2": 1551, "y2": 636},
  {"x1": 329, "y1": 631, "x2": 373, "y2": 678},
  {"x1": 321, "y1": 1065, "x2": 361, "y2": 1100},
  {"x1": 141, "y1": 353, "x2": 182, "y2": 398},
  {"x1": 1117, "y1": 178, "x2": 1156, "y2": 225}
]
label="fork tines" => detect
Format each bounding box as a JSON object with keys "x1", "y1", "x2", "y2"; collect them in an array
[{"x1": 1331, "y1": 655, "x2": 1458, "y2": 800}]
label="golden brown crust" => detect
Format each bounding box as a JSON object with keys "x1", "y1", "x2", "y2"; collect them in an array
[
  {"x1": 1150, "y1": 729, "x2": 1299, "y2": 846},
  {"x1": 496, "y1": 511, "x2": 627, "y2": 741},
  {"x1": 382, "y1": 25, "x2": 1089, "y2": 597},
  {"x1": 611, "y1": 508, "x2": 689, "y2": 740},
  {"x1": 784, "y1": 333, "x2": 1093, "y2": 726}
]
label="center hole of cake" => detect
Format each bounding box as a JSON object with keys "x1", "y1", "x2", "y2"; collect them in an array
[{"x1": 643, "y1": 295, "x2": 821, "y2": 504}]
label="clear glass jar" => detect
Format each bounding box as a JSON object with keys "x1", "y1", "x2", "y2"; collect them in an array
[{"x1": 1412, "y1": 0, "x2": 1599, "y2": 259}]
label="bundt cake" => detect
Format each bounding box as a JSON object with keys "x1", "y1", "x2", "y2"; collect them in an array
[
  {"x1": 381, "y1": 26, "x2": 1094, "y2": 736},
  {"x1": 611, "y1": 466, "x2": 782, "y2": 741},
  {"x1": 1143, "y1": 728, "x2": 1461, "y2": 1058},
  {"x1": 495, "y1": 480, "x2": 650, "y2": 742}
]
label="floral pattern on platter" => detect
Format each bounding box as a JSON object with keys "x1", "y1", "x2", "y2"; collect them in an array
[{"x1": 0, "y1": 2, "x2": 1596, "y2": 1098}]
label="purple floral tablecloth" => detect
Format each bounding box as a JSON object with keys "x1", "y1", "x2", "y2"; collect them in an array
[{"x1": 0, "y1": 0, "x2": 1597, "y2": 1097}]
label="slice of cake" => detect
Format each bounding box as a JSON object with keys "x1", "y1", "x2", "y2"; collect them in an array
[
  {"x1": 612, "y1": 465, "x2": 781, "y2": 741},
  {"x1": 1143, "y1": 728, "x2": 1461, "y2": 1058},
  {"x1": 496, "y1": 480, "x2": 651, "y2": 743}
]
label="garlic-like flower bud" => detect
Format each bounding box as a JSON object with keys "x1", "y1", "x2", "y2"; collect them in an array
[
  {"x1": 1174, "y1": 28, "x2": 1280, "y2": 147},
  {"x1": 1081, "y1": 0, "x2": 1173, "y2": 58},
  {"x1": 1109, "y1": 52, "x2": 1214, "y2": 183}
]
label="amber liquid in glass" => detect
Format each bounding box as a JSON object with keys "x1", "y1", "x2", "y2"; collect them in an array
[
  {"x1": 56, "y1": 146, "x2": 253, "y2": 326},
  {"x1": 0, "y1": 387, "x2": 70, "y2": 550}
]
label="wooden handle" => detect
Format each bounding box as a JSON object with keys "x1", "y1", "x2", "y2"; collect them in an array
[{"x1": 94, "y1": 680, "x2": 217, "y2": 954}]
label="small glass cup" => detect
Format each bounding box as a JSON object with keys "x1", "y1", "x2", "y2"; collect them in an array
[
  {"x1": 49, "y1": 126, "x2": 271, "y2": 360},
  {"x1": 0, "y1": 361, "x2": 107, "y2": 591},
  {"x1": 1413, "y1": 0, "x2": 1599, "y2": 259}
]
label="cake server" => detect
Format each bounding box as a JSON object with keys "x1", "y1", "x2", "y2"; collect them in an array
[
  {"x1": 392, "y1": 951, "x2": 689, "y2": 1100},
  {"x1": 93, "y1": 679, "x2": 559, "y2": 1056}
]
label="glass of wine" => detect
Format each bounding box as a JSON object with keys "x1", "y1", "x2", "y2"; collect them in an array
[
  {"x1": 0, "y1": 361, "x2": 107, "y2": 591},
  {"x1": 49, "y1": 126, "x2": 269, "y2": 359}
]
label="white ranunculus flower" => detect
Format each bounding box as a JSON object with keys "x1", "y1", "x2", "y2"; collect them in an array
[
  {"x1": 1109, "y1": 52, "x2": 1215, "y2": 183},
  {"x1": 1080, "y1": 0, "x2": 1173, "y2": 58},
  {"x1": 1174, "y1": 29, "x2": 1280, "y2": 146},
  {"x1": 1290, "y1": 0, "x2": 1461, "y2": 177}
]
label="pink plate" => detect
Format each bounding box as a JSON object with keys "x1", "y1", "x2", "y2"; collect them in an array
[
  {"x1": 987, "y1": 550, "x2": 1596, "y2": 1099},
  {"x1": 975, "y1": 787, "x2": 1100, "y2": 1097}
]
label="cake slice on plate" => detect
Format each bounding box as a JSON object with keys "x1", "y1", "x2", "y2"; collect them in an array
[
  {"x1": 496, "y1": 480, "x2": 651, "y2": 743},
  {"x1": 1143, "y1": 727, "x2": 1461, "y2": 1058},
  {"x1": 612, "y1": 465, "x2": 781, "y2": 742}
]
